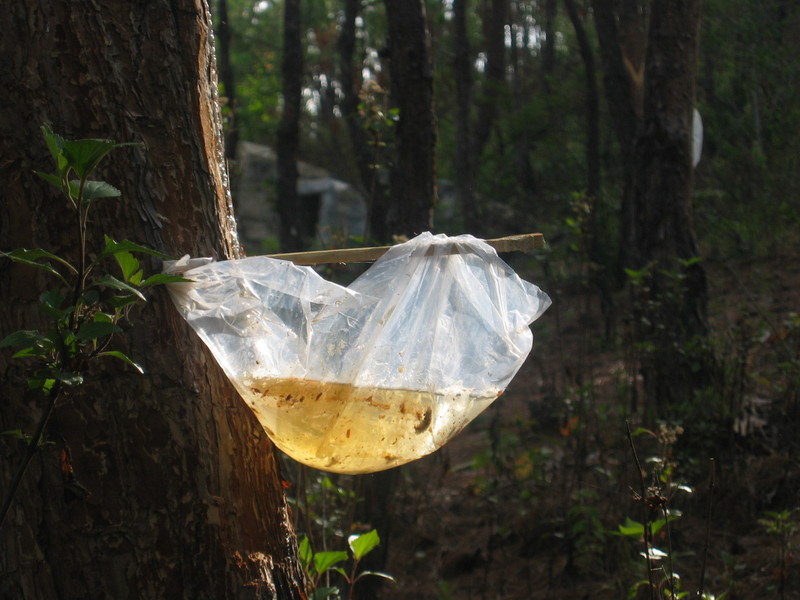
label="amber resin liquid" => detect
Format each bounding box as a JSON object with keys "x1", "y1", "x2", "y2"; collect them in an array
[{"x1": 239, "y1": 378, "x2": 496, "y2": 474}]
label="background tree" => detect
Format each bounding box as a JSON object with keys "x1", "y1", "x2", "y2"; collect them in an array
[
  {"x1": 276, "y1": 0, "x2": 304, "y2": 252},
  {"x1": 216, "y1": 0, "x2": 240, "y2": 160},
  {"x1": 0, "y1": 1, "x2": 307, "y2": 598},
  {"x1": 591, "y1": 0, "x2": 647, "y2": 275},
  {"x1": 382, "y1": 0, "x2": 437, "y2": 240},
  {"x1": 630, "y1": 0, "x2": 712, "y2": 415},
  {"x1": 338, "y1": 0, "x2": 392, "y2": 243}
]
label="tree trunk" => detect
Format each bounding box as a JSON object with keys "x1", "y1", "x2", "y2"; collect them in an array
[
  {"x1": 472, "y1": 0, "x2": 507, "y2": 172},
  {"x1": 631, "y1": 0, "x2": 712, "y2": 416},
  {"x1": 541, "y1": 0, "x2": 558, "y2": 91},
  {"x1": 383, "y1": 0, "x2": 437, "y2": 238},
  {"x1": 453, "y1": 0, "x2": 478, "y2": 232},
  {"x1": 566, "y1": 0, "x2": 614, "y2": 330},
  {"x1": 0, "y1": 2, "x2": 307, "y2": 598},
  {"x1": 338, "y1": 0, "x2": 392, "y2": 243},
  {"x1": 510, "y1": 0, "x2": 537, "y2": 205},
  {"x1": 591, "y1": 0, "x2": 646, "y2": 276},
  {"x1": 277, "y1": 0, "x2": 304, "y2": 252},
  {"x1": 565, "y1": 0, "x2": 600, "y2": 201}
]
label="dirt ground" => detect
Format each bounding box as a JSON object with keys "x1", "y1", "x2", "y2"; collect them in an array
[{"x1": 369, "y1": 254, "x2": 800, "y2": 600}]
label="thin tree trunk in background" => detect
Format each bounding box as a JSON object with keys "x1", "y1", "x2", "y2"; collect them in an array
[
  {"x1": 472, "y1": 0, "x2": 507, "y2": 170},
  {"x1": 632, "y1": 0, "x2": 712, "y2": 416},
  {"x1": 511, "y1": 0, "x2": 537, "y2": 204},
  {"x1": 383, "y1": 0, "x2": 436, "y2": 238},
  {"x1": 565, "y1": 0, "x2": 600, "y2": 200},
  {"x1": 0, "y1": 1, "x2": 307, "y2": 598},
  {"x1": 541, "y1": 0, "x2": 558, "y2": 91},
  {"x1": 566, "y1": 0, "x2": 614, "y2": 329},
  {"x1": 216, "y1": 0, "x2": 238, "y2": 161},
  {"x1": 339, "y1": 0, "x2": 391, "y2": 243},
  {"x1": 453, "y1": 0, "x2": 478, "y2": 231},
  {"x1": 591, "y1": 0, "x2": 645, "y2": 277},
  {"x1": 277, "y1": 0, "x2": 304, "y2": 252}
]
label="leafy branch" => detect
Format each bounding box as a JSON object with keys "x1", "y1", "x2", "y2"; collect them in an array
[
  {"x1": 0, "y1": 125, "x2": 186, "y2": 529},
  {"x1": 298, "y1": 529, "x2": 394, "y2": 600}
]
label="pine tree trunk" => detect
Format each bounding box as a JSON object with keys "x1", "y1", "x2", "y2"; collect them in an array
[
  {"x1": 217, "y1": 0, "x2": 240, "y2": 161},
  {"x1": 0, "y1": 1, "x2": 307, "y2": 598},
  {"x1": 339, "y1": 0, "x2": 392, "y2": 243},
  {"x1": 591, "y1": 0, "x2": 646, "y2": 277},
  {"x1": 277, "y1": 0, "x2": 304, "y2": 252},
  {"x1": 631, "y1": 0, "x2": 713, "y2": 416},
  {"x1": 384, "y1": 0, "x2": 437, "y2": 238},
  {"x1": 453, "y1": 0, "x2": 478, "y2": 232}
]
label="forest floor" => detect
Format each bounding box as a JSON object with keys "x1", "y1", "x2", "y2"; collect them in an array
[{"x1": 373, "y1": 251, "x2": 800, "y2": 600}]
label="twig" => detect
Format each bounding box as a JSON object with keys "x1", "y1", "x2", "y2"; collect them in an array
[
  {"x1": 266, "y1": 233, "x2": 545, "y2": 265},
  {"x1": 697, "y1": 458, "x2": 716, "y2": 599},
  {"x1": 626, "y1": 421, "x2": 656, "y2": 600},
  {"x1": 0, "y1": 382, "x2": 63, "y2": 529}
]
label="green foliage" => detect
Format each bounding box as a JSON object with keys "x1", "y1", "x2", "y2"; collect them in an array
[
  {"x1": 0, "y1": 126, "x2": 186, "y2": 528},
  {"x1": 298, "y1": 529, "x2": 393, "y2": 600}
]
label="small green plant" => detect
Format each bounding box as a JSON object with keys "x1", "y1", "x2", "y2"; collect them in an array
[
  {"x1": 0, "y1": 125, "x2": 185, "y2": 528},
  {"x1": 757, "y1": 508, "x2": 799, "y2": 600},
  {"x1": 298, "y1": 529, "x2": 394, "y2": 600},
  {"x1": 621, "y1": 422, "x2": 697, "y2": 600}
]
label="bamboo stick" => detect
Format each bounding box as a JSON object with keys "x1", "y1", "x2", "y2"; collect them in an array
[{"x1": 265, "y1": 232, "x2": 545, "y2": 265}]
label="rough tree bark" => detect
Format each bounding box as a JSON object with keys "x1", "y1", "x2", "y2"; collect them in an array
[
  {"x1": 383, "y1": 0, "x2": 437, "y2": 239},
  {"x1": 631, "y1": 0, "x2": 713, "y2": 415},
  {"x1": 0, "y1": 1, "x2": 307, "y2": 598}
]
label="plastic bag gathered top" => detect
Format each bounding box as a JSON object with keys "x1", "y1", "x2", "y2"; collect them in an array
[{"x1": 165, "y1": 232, "x2": 550, "y2": 474}]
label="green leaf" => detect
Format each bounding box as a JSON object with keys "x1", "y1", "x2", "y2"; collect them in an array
[
  {"x1": 312, "y1": 587, "x2": 340, "y2": 600},
  {"x1": 97, "y1": 350, "x2": 144, "y2": 374},
  {"x1": 28, "y1": 377, "x2": 56, "y2": 393},
  {"x1": 313, "y1": 551, "x2": 348, "y2": 576},
  {"x1": 1, "y1": 429, "x2": 32, "y2": 442},
  {"x1": 617, "y1": 517, "x2": 644, "y2": 538},
  {"x1": 141, "y1": 273, "x2": 191, "y2": 287},
  {"x1": 34, "y1": 171, "x2": 66, "y2": 191},
  {"x1": 106, "y1": 294, "x2": 140, "y2": 309},
  {"x1": 63, "y1": 137, "x2": 118, "y2": 179},
  {"x1": 0, "y1": 330, "x2": 49, "y2": 349},
  {"x1": 39, "y1": 290, "x2": 67, "y2": 319},
  {"x1": 298, "y1": 536, "x2": 313, "y2": 571},
  {"x1": 77, "y1": 180, "x2": 121, "y2": 201},
  {"x1": 40, "y1": 124, "x2": 68, "y2": 174},
  {"x1": 98, "y1": 236, "x2": 171, "y2": 261},
  {"x1": 1, "y1": 248, "x2": 76, "y2": 280},
  {"x1": 112, "y1": 250, "x2": 143, "y2": 285},
  {"x1": 69, "y1": 179, "x2": 122, "y2": 202},
  {"x1": 76, "y1": 321, "x2": 122, "y2": 341},
  {"x1": 53, "y1": 371, "x2": 83, "y2": 386},
  {"x1": 348, "y1": 529, "x2": 380, "y2": 560},
  {"x1": 629, "y1": 427, "x2": 653, "y2": 438},
  {"x1": 93, "y1": 274, "x2": 146, "y2": 301},
  {"x1": 354, "y1": 570, "x2": 396, "y2": 583},
  {"x1": 12, "y1": 347, "x2": 42, "y2": 359}
]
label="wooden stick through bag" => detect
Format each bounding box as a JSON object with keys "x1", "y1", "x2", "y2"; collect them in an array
[{"x1": 266, "y1": 232, "x2": 545, "y2": 266}]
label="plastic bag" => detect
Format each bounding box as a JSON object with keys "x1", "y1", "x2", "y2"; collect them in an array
[{"x1": 165, "y1": 232, "x2": 550, "y2": 474}]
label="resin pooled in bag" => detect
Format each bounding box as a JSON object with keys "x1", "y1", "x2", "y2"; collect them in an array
[{"x1": 165, "y1": 232, "x2": 550, "y2": 474}]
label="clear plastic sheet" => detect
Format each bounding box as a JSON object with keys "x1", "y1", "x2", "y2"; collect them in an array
[{"x1": 165, "y1": 232, "x2": 550, "y2": 473}]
